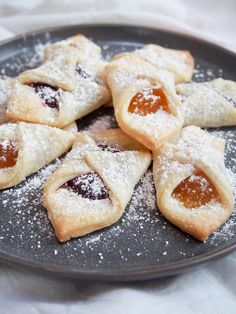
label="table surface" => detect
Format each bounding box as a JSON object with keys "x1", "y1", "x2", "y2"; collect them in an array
[{"x1": 0, "y1": 0, "x2": 236, "y2": 313}]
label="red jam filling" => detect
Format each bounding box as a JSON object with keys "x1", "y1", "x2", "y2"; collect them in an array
[
  {"x1": 29, "y1": 83, "x2": 60, "y2": 110},
  {"x1": 0, "y1": 139, "x2": 18, "y2": 169},
  {"x1": 128, "y1": 87, "x2": 169, "y2": 116},
  {"x1": 172, "y1": 170, "x2": 220, "y2": 209},
  {"x1": 61, "y1": 171, "x2": 109, "y2": 200}
]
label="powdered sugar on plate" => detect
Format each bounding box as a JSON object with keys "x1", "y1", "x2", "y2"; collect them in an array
[
  {"x1": 193, "y1": 63, "x2": 223, "y2": 83},
  {"x1": 208, "y1": 128, "x2": 236, "y2": 244},
  {"x1": 0, "y1": 159, "x2": 61, "y2": 249},
  {"x1": 0, "y1": 36, "x2": 236, "y2": 270},
  {"x1": 82, "y1": 112, "x2": 117, "y2": 131},
  {"x1": 0, "y1": 42, "x2": 46, "y2": 79}
]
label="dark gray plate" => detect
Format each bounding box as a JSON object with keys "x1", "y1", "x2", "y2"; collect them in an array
[{"x1": 0, "y1": 25, "x2": 236, "y2": 282}]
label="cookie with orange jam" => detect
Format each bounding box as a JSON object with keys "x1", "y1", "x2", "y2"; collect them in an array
[
  {"x1": 153, "y1": 126, "x2": 234, "y2": 241},
  {"x1": 0, "y1": 122, "x2": 75, "y2": 189},
  {"x1": 106, "y1": 55, "x2": 184, "y2": 150}
]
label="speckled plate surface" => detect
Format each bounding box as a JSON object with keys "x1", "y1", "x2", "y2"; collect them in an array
[{"x1": 0, "y1": 25, "x2": 236, "y2": 282}]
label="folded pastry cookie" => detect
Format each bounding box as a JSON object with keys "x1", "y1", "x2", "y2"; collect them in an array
[
  {"x1": 43, "y1": 128, "x2": 151, "y2": 242},
  {"x1": 62, "y1": 121, "x2": 78, "y2": 135},
  {"x1": 153, "y1": 126, "x2": 234, "y2": 241},
  {"x1": 177, "y1": 78, "x2": 236, "y2": 127},
  {"x1": 0, "y1": 78, "x2": 14, "y2": 124},
  {"x1": 106, "y1": 55, "x2": 184, "y2": 150},
  {"x1": 0, "y1": 122, "x2": 75, "y2": 189},
  {"x1": 112, "y1": 44, "x2": 194, "y2": 83},
  {"x1": 6, "y1": 34, "x2": 111, "y2": 128}
]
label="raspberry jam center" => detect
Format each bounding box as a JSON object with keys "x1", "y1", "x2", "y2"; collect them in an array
[
  {"x1": 61, "y1": 171, "x2": 109, "y2": 200},
  {"x1": 29, "y1": 83, "x2": 60, "y2": 110}
]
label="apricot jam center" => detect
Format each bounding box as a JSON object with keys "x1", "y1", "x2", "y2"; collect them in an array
[
  {"x1": 61, "y1": 171, "x2": 109, "y2": 200},
  {"x1": 128, "y1": 88, "x2": 169, "y2": 116},
  {"x1": 172, "y1": 170, "x2": 220, "y2": 209},
  {"x1": 0, "y1": 139, "x2": 18, "y2": 169}
]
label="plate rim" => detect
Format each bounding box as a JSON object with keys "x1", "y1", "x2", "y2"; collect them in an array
[
  {"x1": 0, "y1": 23, "x2": 236, "y2": 282},
  {"x1": 0, "y1": 23, "x2": 235, "y2": 58},
  {"x1": 0, "y1": 240, "x2": 236, "y2": 281}
]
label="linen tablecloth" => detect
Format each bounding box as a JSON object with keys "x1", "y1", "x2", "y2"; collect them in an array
[{"x1": 0, "y1": 1, "x2": 236, "y2": 313}]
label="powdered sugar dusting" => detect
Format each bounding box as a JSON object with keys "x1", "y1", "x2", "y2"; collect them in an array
[
  {"x1": 0, "y1": 36, "x2": 236, "y2": 270},
  {"x1": 83, "y1": 114, "x2": 116, "y2": 131},
  {"x1": 127, "y1": 170, "x2": 157, "y2": 222},
  {"x1": 154, "y1": 125, "x2": 236, "y2": 246},
  {"x1": 1, "y1": 159, "x2": 61, "y2": 204},
  {"x1": 133, "y1": 44, "x2": 192, "y2": 82},
  {"x1": 0, "y1": 42, "x2": 46, "y2": 79},
  {"x1": 177, "y1": 79, "x2": 236, "y2": 127},
  {"x1": 207, "y1": 128, "x2": 236, "y2": 243},
  {"x1": 0, "y1": 159, "x2": 61, "y2": 248},
  {"x1": 25, "y1": 43, "x2": 46, "y2": 68},
  {"x1": 193, "y1": 63, "x2": 223, "y2": 82},
  {"x1": 129, "y1": 109, "x2": 180, "y2": 141}
]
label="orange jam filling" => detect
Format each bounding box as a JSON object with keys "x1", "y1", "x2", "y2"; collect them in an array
[
  {"x1": 172, "y1": 170, "x2": 220, "y2": 209},
  {"x1": 0, "y1": 139, "x2": 18, "y2": 169},
  {"x1": 128, "y1": 88, "x2": 169, "y2": 116}
]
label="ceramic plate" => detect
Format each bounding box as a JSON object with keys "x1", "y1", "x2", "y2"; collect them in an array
[{"x1": 0, "y1": 25, "x2": 236, "y2": 281}]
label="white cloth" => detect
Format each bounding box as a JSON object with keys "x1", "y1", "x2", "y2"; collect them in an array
[{"x1": 0, "y1": 0, "x2": 236, "y2": 313}]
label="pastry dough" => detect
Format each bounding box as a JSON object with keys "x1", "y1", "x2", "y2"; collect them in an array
[
  {"x1": 43, "y1": 128, "x2": 151, "y2": 242},
  {"x1": 106, "y1": 55, "x2": 184, "y2": 150},
  {"x1": 62, "y1": 121, "x2": 78, "y2": 135},
  {"x1": 6, "y1": 34, "x2": 111, "y2": 128},
  {"x1": 112, "y1": 44, "x2": 194, "y2": 83},
  {"x1": 153, "y1": 126, "x2": 234, "y2": 241},
  {"x1": 177, "y1": 78, "x2": 236, "y2": 127},
  {"x1": 0, "y1": 78, "x2": 14, "y2": 124},
  {"x1": 0, "y1": 122, "x2": 75, "y2": 189}
]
